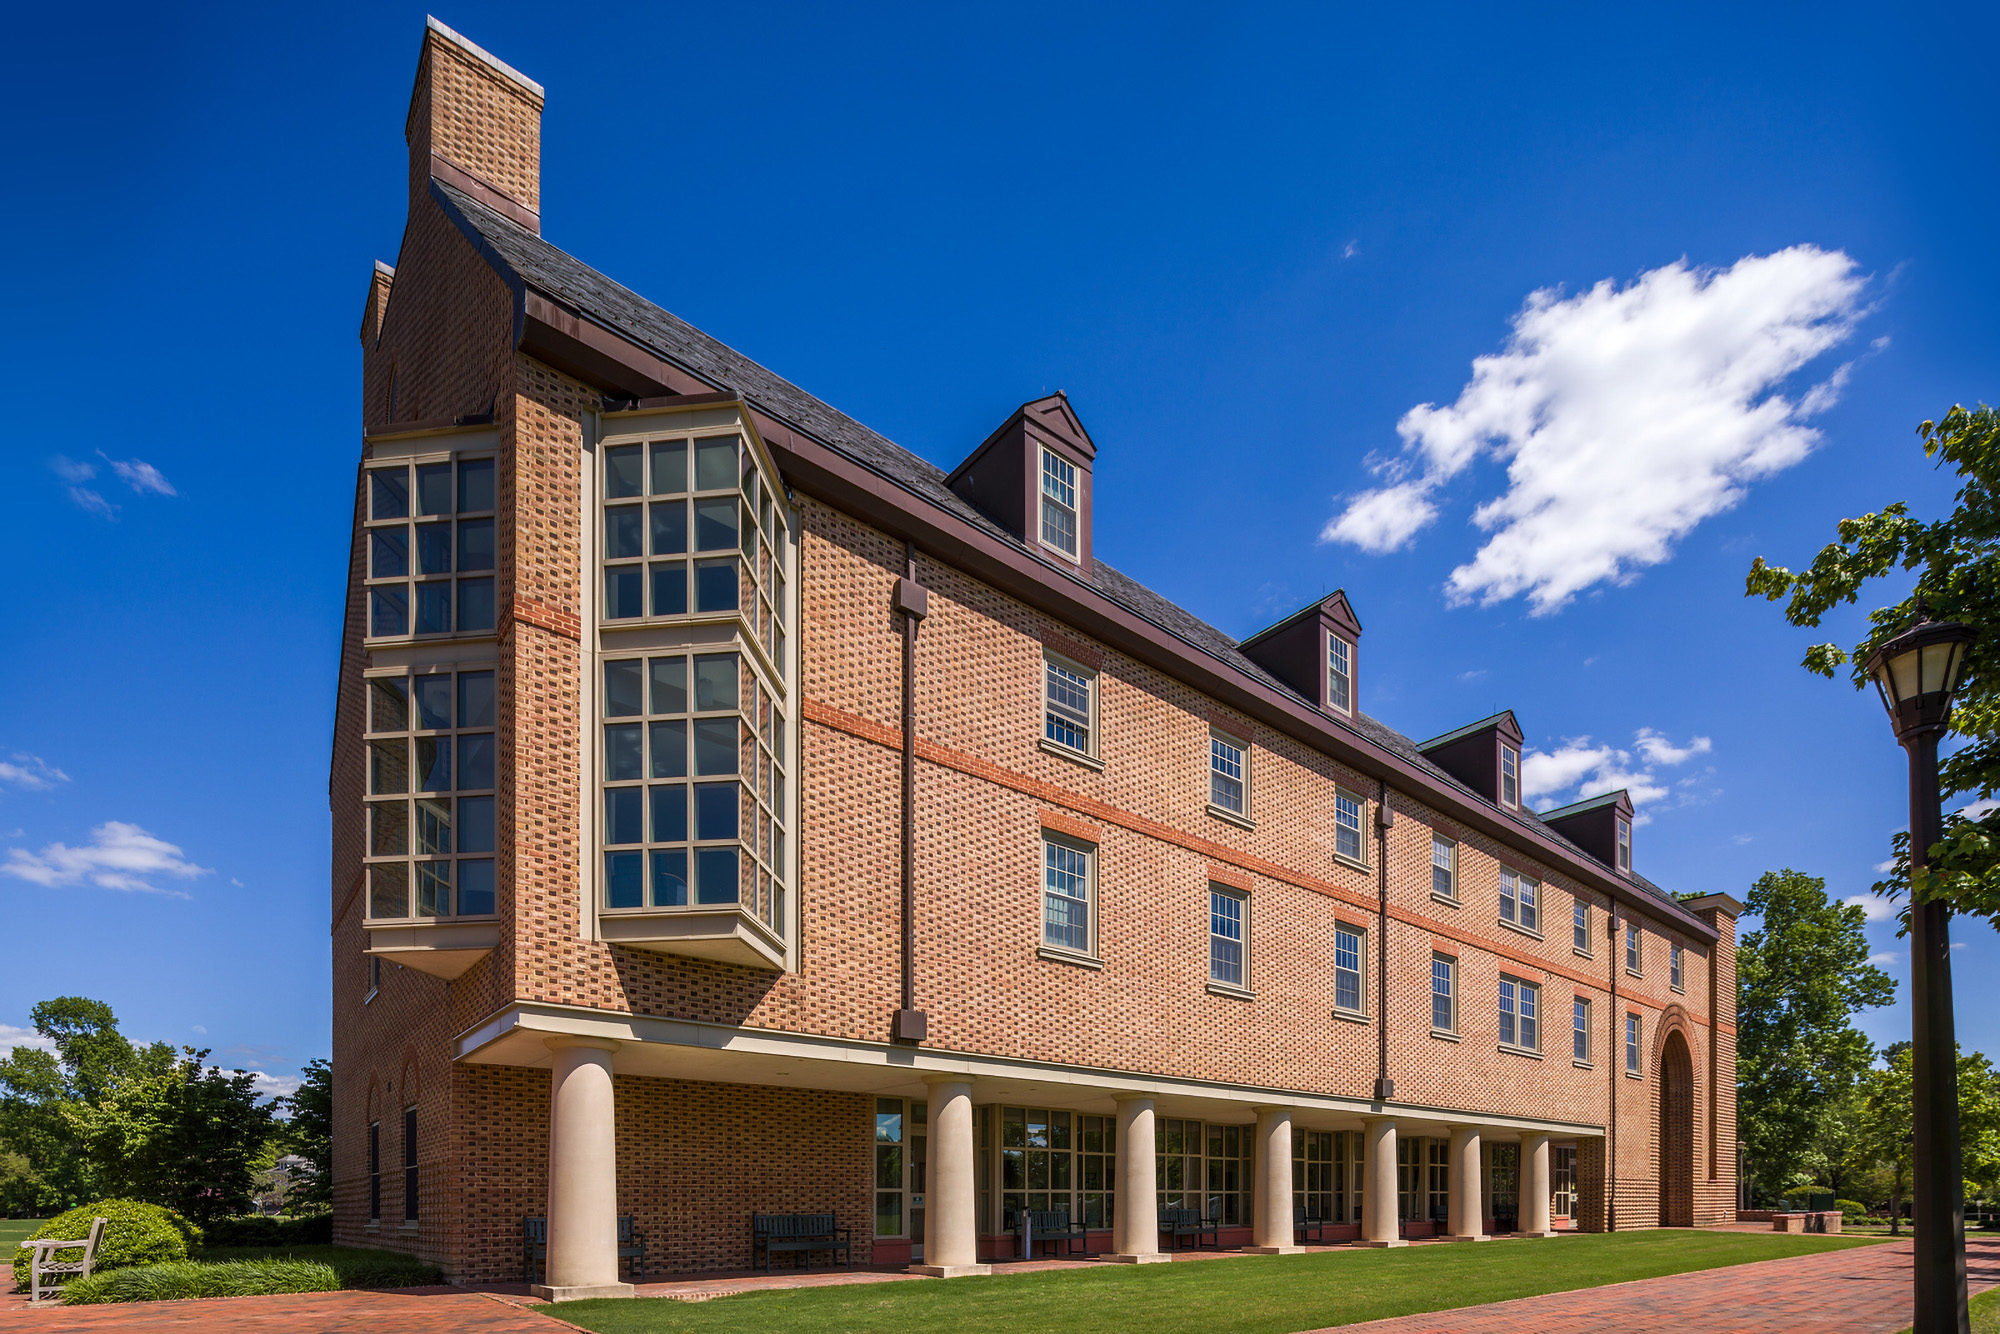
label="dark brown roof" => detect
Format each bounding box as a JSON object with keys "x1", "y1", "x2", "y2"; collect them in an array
[{"x1": 430, "y1": 179, "x2": 1691, "y2": 919}]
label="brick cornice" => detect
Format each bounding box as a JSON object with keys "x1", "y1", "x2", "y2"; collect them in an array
[{"x1": 803, "y1": 695, "x2": 1717, "y2": 1026}]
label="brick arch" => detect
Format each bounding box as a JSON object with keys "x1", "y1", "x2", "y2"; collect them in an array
[
  {"x1": 365, "y1": 1071, "x2": 381, "y2": 1124},
  {"x1": 1655, "y1": 1021, "x2": 1696, "y2": 1228},
  {"x1": 397, "y1": 1043, "x2": 423, "y2": 1106}
]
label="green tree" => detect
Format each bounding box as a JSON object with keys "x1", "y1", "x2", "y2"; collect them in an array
[
  {"x1": 62, "y1": 1047, "x2": 276, "y2": 1225},
  {"x1": 279, "y1": 1058, "x2": 332, "y2": 1214},
  {"x1": 1854, "y1": 1043, "x2": 1914, "y2": 1233},
  {"x1": 0, "y1": 997, "x2": 173, "y2": 1209},
  {"x1": 1736, "y1": 869, "x2": 1896, "y2": 1203},
  {"x1": 1746, "y1": 403, "x2": 2000, "y2": 922}
]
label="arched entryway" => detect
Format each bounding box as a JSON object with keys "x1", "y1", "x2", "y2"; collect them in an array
[{"x1": 1658, "y1": 1030, "x2": 1694, "y2": 1227}]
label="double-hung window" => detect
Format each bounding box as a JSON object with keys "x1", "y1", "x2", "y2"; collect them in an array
[
  {"x1": 1209, "y1": 732, "x2": 1248, "y2": 817},
  {"x1": 1499, "y1": 976, "x2": 1540, "y2": 1051},
  {"x1": 1573, "y1": 997, "x2": 1591, "y2": 1063},
  {"x1": 1040, "y1": 448, "x2": 1079, "y2": 559},
  {"x1": 1626, "y1": 922, "x2": 1642, "y2": 975},
  {"x1": 1573, "y1": 900, "x2": 1590, "y2": 953},
  {"x1": 1500, "y1": 744, "x2": 1520, "y2": 807},
  {"x1": 1043, "y1": 835, "x2": 1094, "y2": 957},
  {"x1": 365, "y1": 455, "x2": 496, "y2": 638},
  {"x1": 1327, "y1": 635, "x2": 1353, "y2": 714},
  {"x1": 1431, "y1": 954, "x2": 1456, "y2": 1033},
  {"x1": 364, "y1": 668, "x2": 497, "y2": 921},
  {"x1": 1333, "y1": 924, "x2": 1366, "y2": 1015},
  {"x1": 1333, "y1": 790, "x2": 1365, "y2": 863},
  {"x1": 1670, "y1": 942, "x2": 1685, "y2": 991},
  {"x1": 1431, "y1": 836, "x2": 1456, "y2": 900},
  {"x1": 1043, "y1": 655, "x2": 1095, "y2": 758},
  {"x1": 1626, "y1": 1013, "x2": 1642, "y2": 1075},
  {"x1": 1209, "y1": 886, "x2": 1247, "y2": 989},
  {"x1": 1499, "y1": 868, "x2": 1539, "y2": 933},
  {"x1": 403, "y1": 1106, "x2": 418, "y2": 1222},
  {"x1": 368, "y1": 1121, "x2": 381, "y2": 1222},
  {"x1": 1616, "y1": 817, "x2": 1632, "y2": 872}
]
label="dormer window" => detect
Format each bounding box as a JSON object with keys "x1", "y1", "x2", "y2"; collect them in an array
[
  {"x1": 1616, "y1": 817, "x2": 1632, "y2": 872},
  {"x1": 1500, "y1": 744, "x2": 1520, "y2": 807},
  {"x1": 1040, "y1": 448, "x2": 1079, "y2": 559},
  {"x1": 1327, "y1": 635, "x2": 1353, "y2": 714}
]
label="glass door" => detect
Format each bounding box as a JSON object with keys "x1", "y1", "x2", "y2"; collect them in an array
[
  {"x1": 910, "y1": 1124, "x2": 928, "y2": 1261},
  {"x1": 1488, "y1": 1143, "x2": 1519, "y2": 1233}
]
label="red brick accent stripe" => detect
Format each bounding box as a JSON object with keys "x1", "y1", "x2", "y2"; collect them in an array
[
  {"x1": 500, "y1": 595, "x2": 580, "y2": 642},
  {"x1": 1207, "y1": 863, "x2": 1253, "y2": 891},
  {"x1": 802, "y1": 695, "x2": 1710, "y2": 1023},
  {"x1": 1040, "y1": 809, "x2": 1103, "y2": 843}
]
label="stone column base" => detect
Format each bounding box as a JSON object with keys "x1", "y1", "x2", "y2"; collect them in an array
[
  {"x1": 1440, "y1": 1233, "x2": 1489, "y2": 1242},
  {"x1": 531, "y1": 1281, "x2": 636, "y2": 1301},
  {"x1": 1106, "y1": 1251, "x2": 1172, "y2": 1263},
  {"x1": 910, "y1": 1263, "x2": 992, "y2": 1277},
  {"x1": 1351, "y1": 1239, "x2": 1408, "y2": 1248},
  {"x1": 1518, "y1": 1230, "x2": 1561, "y2": 1238},
  {"x1": 1244, "y1": 1245, "x2": 1305, "y2": 1255}
]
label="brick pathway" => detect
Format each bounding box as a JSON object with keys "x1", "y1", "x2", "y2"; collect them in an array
[
  {"x1": 0, "y1": 1288, "x2": 570, "y2": 1332},
  {"x1": 1309, "y1": 1235, "x2": 2000, "y2": 1333}
]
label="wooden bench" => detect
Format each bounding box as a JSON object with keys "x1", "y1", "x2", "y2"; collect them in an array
[
  {"x1": 1294, "y1": 1203, "x2": 1330, "y2": 1244},
  {"x1": 21, "y1": 1216, "x2": 105, "y2": 1306},
  {"x1": 1160, "y1": 1206, "x2": 1218, "y2": 1250},
  {"x1": 750, "y1": 1212, "x2": 852, "y2": 1272},
  {"x1": 1014, "y1": 1207, "x2": 1091, "y2": 1257},
  {"x1": 523, "y1": 1216, "x2": 647, "y2": 1282}
]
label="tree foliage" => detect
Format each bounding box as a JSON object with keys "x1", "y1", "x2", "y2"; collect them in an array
[
  {"x1": 1736, "y1": 869, "x2": 1895, "y2": 1203},
  {"x1": 1746, "y1": 403, "x2": 2000, "y2": 923},
  {"x1": 279, "y1": 1058, "x2": 333, "y2": 1214},
  {"x1": 1848, "y1": 1041, "x2": 2000, "y2": 1230}
]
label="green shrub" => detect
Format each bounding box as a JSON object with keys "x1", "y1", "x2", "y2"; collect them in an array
[
  {"x1": 1836, "y1": 1199, "x2": 1867, "y2": 1217},
  {"x1": 198, "y1": 1214, "x2": 333, "y2": 1248},
  {"x1": 10, "y1": 1200, "x2": 201, "y2": 1290},
  {"x1": 62, "y1": 1259, "x2": 341, "y2": 1304}
]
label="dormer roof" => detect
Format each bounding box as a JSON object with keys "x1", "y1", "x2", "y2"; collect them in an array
[
  {"x1": 1540, "y1": 788, "x2": 1636, "y2": 874},
  {"x1": 1240, "y1": 591, "x2": 1363, "y2": 712}
]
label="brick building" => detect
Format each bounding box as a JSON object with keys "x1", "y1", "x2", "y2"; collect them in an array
[{"x1": 332, "y1": 17, "x2": 1743, "y2": 1297}]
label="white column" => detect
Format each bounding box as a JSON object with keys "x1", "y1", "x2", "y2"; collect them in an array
[
  {"x1": 1519, "y1": 1133, "x2": 1557, "y2": 1236},
  {"x1": 1355, "y1": 1117, "x2": 1406, "y2": 1247},
  {"x1": 1445, "y1": 1126, "x2": 1487, "y2": 1241},
  {"x1": 1247, "y1": 1107, "x2": 1302, "y2": 1254},
  {"x1": 1110, "y1": 1096, "x2": 1168, "y2": 1262},
  {"x1": 912, "y1": 1078, "x2": 990, "y2": 1276},
  {"x1": 535, "y1": 1037, "x2": 634, "y2": 1301}
]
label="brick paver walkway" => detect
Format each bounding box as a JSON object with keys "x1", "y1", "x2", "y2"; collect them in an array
[
  {"x1": 0, "y1": 1288, "x2": 568, "y2": 1332},
  {"x1": 1310, "y1": 1234, "x2": 2000, "y2": 1333}
]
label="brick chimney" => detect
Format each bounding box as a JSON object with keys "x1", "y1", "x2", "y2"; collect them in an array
[{"x1": 406, "y1": 16, "x2": 544, "y2": 233}]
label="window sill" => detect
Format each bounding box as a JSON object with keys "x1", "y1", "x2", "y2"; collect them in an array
[
  {"x1": 1573, "y1": 948, "x2": 1595, "y2": 960},
  {"x1": 1499, "y1": 1043, "x2": 1544, "y2": 1060},
  {"x1": 363, "y1": 630, "x2": 500, "y2": 650},
  {"x1": 398, "y1": 1221, "x2": 420, "y2": 1235},
  {"x1": 1038, "y1": 944, "x2": 1103, "y2": 970},
  {"x1": 1206, "y1": 804, "x2": 1256, "y2": 831},
  {"x1": 1431, "y1": 891, "x2": 1461, "y2": 909},
  {"x1": 1498, "y1": 918, "x2": 1544, "y2": 942},
  {"x1": 364, "y1": 1222, "x2": 380, "y2": 1234},
  {"x1": 1573, "y1": 1059, "x2": 1594, "y2": 1070},
  {"x1": 363, "y1": 988, "x2": 379, "y2": 1005},
  {"x1": 1670, "y1": 984, "x2": 1686, "y2": 995},
  {"x1": 1625, "y1": 1069, "x2": 1644, "y2": 1080},
  {"x1": 1206, "y1": 980, "x2": 1257, "y2": 1002},
  {"x1": 1331, "y1": 851, "x2": 1371, "y2": 875},
  {"x1": 1331, "y1": 1007, "x2": 1372, "y2": 1026},
  {"x1": 1430, "y1": 1028, "x2": 1460, "y2": 1043},
  {"x1": 1626, "y1": 968, "x2": 1644, "y2": 980},
  {"x1": 1039, "y1": 739, "x2": 1105, "y2": 771}
]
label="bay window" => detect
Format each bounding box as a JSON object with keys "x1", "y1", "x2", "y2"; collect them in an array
[
  {"x1": 365, "y1": 455, "x2": 496, "y2": 638},
  {"x1": 364, "y1": 667, "x2": 496, "y2": 920}
]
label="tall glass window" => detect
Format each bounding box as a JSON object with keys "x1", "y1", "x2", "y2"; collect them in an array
[
  {"x1": 875, "y1": 1098, "x2": 906, "y2": 1237},
  {"x1": 1334, "y1": 924, "x2": 1365, "y2": 1014},
  {"x1": 1431, "y1": 836, "x2": 1456, "y2": 899},
  {"x1": 1500, "y1": 744, "x2": 1520, "y2": 806},
  {"x1": 1327, "y1": 635, "x2": 1352, "y2": 713},
  {"x1": 1209, "y1": 734, "x2": 1246, "y2": 814},
  {"x1": 1209, "y1": 886, "x2": 1246, "y2": 987},
  {"x1": 1573, "y1": 899, "x2": 1590, "y2": 952},
  {"x1": 364, "y1": 668, "x2": 496, "y2": 920},
  {"x1": 1431, "y1": 954, "x2": 1456, "y2": 1032},
  {"x1": 1155, "y1": 1119, "x2": 1253, "y2": 1225},
  {"x1": 1616, "y1": 816, "x2": 1632, "y2": 871},
  {"x1": 365, "y1": 455, "x2": 496, "y2": 637},
  {"x1": 998, "y1": 1107, "x2": 1115, "y2": 1230},
  {"x1": 1334, "y1": 791, "x2": 1364, "y2": 861},
  {"x1": 1552, "y1": 1146, "x2": 1577, "y2": 1217},
  {"x1": 1500, "y1": 976, "x2": 1539, "y2": 1050},
  {"x1": 1040, "y1": 448, "x2": 1078, "y2": 558},
  {"x1": 1042, "y1": 837, "x2": 1093, "y2": 954},
  {"x1": 1626, "y1": 1013, "x2": 1642, "y2": 1074},
  {"x1": 1500, "y1": 869, "x2": 1539, "y2": 932},
  {"x1": 1426, "y1": 1138, "x2": 1450, "y2": 1222},
  {"x1": 1671, "y1": 942, "x2": 1685, "y2": 990},
  {"x1": 1294, "y1": 1129, "x2": 1336, "y2": 1223},
  {"x1": 1574, "y1": 997, "x2": 1591, "y2": 1063},
  {"x1": 1044, "y1": 656, "x2": 1093, "y2": 755},
  {"x1": 600, "y1": 652, "x2": 785, "y2": 933},
  {"x1": 1626, "y1": 922, "x2": 1642, "y2": 974}
]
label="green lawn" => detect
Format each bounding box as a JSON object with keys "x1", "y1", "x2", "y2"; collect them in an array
[
  {"x1": 555, "y1": 1231, "x2": 1884, "y2": 1334},
  {"x1": 0, "y1": 1220, "x2": 50, "y2": 1252}
]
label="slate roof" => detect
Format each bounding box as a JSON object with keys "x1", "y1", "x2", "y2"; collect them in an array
[{"x1": 430, "y1": 179, "x2": 1686, "y2": 916}]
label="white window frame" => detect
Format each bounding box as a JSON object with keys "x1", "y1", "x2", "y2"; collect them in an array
[
  {"x1": 1039, "y1": 447, "x2": 1080, "y2": 560},
  {"x1": 1208, "y1": 730, "x2": 1251, "y2": 823},
  {"x1": 1499, "y1": 868, "x2": 1540, "y2": 936},
  {"x1": 1208, "y1": 884, "x2": 1251, "y2": 996},
  {"x1": 1626, "y1": 922, "x2": 1643, "y2": 977},
  {"x1": 1572, "y1": 899, "x2": 1591, "y2": 955},
  {"x1": 1333, "y1": 922, "x2": 1368, "y2": 1018},
  {"x1": 1500, "y1": 743, "x2": 1520, "y2": 808},
  {"x1": 1499, "y1": 975, "x2": 1541, "y2": 1054},
  {"x1": 1327, "y1": 633, "x2": 1354, "y2": 715},
  {"x1": 1670, "y1": 942, "x2": 1685, "y2": 992},
  {"x1": 1333, "y1": 788, "x2": 1367, "y2": 867},
  {"x1": 1039, "y1": 833, "x2": 1097, "y2": 964},
  {"x1": 1040, "y1": 651, "x2": 1098, "y2": 764},
  {"x1": 362, "y1": 665, "x2": 499, "y2": 924},
  {"x1": 1573, "y1": 996, "x2": 1591, "y2": 1065},
  {"x1": 1616, "y1": 816, "x2": 1632, "y2": 872},
  {"x1": 1431, "y1": 953, "x2": 1457, "y2": 1034},
  {"x1": 1431, "y1": 835, "x2": 1457, "y2": 902},
  {"x1": 1625, "y1": 1012, "x2": 1643, "y2": 1076}
]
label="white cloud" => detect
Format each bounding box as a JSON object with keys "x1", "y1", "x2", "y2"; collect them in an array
[
  {"x1": 0, "y1": 754, "x2": 68, "y2": 791},
  {"x1": 1951, "y1": 940, "x2": 1968, "y2": 951},
  {"x1": 101, "y1": 452, "x2": 177, "y2": 497},
  {"x1": 1873, "y1": 858, "x2": 1899, "y2": 874},
  {"x1": 2, "y1": 822, "x2": 208, "y2": 896},
  {"x1": 1868, "y1": 951, "x2": 1899, "y2": 966},
  {"x1": 244, "y1": 1070, "x2": 302, "y2": 1099},
  {"x1": 1341, "y1": 240, "x2": 1359, "y2": 260},
  {"x1": 192, "y1": 1025, "x2": 207, "y2": 1035},
  {"x1": 0, "y1": 1023, "x2": 56, "y2": 1059},
  {"x1": 1958, "y1": 798, "x2": 2000, "y2": 820},
  {"x1": 1845, "y1": 893, "x2": 1899, "y2": 923},
  {"x1": 1522, "y1": 728, "x2": 1713, "y2": 821},
  {"x1": 1323, "y1": 247, "x2": 1868, "y2": 613},
  {"x1": 1731, "y1": 834, "x2": 1753, "y2": 846}
]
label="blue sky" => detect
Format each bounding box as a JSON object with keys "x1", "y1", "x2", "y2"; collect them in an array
[{"x1": 2, "y1": 1, "x2": 1996, "y2": 1093}]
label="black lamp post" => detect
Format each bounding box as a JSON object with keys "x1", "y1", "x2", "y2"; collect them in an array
[{"x1": 1865, "y1": 610, "x2": 1975, "y2": 1334}]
